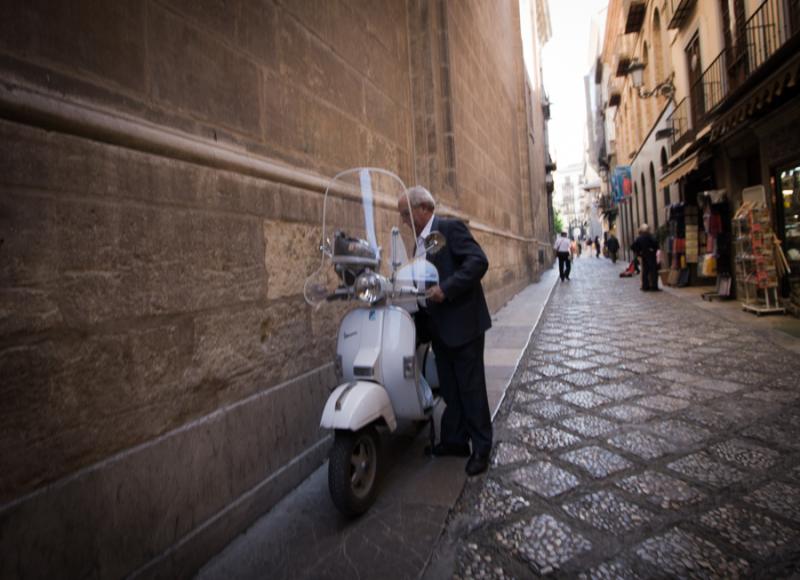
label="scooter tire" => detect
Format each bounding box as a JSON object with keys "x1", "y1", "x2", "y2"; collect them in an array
[{"x1": 328, "y1": 426, "x2": 380, "y2": 517}]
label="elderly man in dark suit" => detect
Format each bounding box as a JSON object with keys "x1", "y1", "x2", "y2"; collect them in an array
[{"x1": 398, "y1": 186, "x2": 493, "y2": 476}]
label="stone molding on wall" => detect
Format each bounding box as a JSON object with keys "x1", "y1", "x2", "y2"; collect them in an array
[{"x1": 0, "y1": 80, "x2": 539, "y2": 246}]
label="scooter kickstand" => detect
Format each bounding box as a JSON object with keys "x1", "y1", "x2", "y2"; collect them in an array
[{"x1": 426, "y1": 415, "x2": 436, "y2": 455}]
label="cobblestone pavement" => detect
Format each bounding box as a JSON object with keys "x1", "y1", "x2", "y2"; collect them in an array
[{"x1": 434, "y1": 258, "x2": 800, "y2": 579}]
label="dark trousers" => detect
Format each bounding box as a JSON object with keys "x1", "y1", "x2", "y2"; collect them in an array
[
  {"x1": 557, "y1": 251, "x2": 571, "y2": 280},
  {"x1": 433, "y1": 334, "x2": 492, "y2": 456},
  {"x1": 641, "y1": 253, "x2": 659, "y2": 289}
]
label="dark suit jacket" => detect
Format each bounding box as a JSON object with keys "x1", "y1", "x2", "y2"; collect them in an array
[{"x1": 418, "y1": 216, "x2": 491, "y2": 348}]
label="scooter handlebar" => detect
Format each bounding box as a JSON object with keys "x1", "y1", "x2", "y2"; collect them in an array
[
  {"x1": 325, "y1": 287, "x2": 353, "y2": 301},
  {"x1": 394, "y1": 285, "x2": 427, "y2": 297}
]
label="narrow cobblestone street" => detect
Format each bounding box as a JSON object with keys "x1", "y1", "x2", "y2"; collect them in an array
[{"x1": 432, "y1": 257, "x2": 800, "y2": 579}]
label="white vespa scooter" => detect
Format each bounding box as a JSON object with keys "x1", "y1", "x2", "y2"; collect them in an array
[{"x1": 304, "y1": 168, "x2": 444, "y2": 517}]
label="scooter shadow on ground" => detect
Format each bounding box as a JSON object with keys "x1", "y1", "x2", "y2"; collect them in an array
[{"x1": 365, "y1": 400, "x2": 468, "y2": 509}]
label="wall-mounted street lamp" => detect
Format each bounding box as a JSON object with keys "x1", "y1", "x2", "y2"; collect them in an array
[{"x1": 627, "y1": 59, "x2": 675, "y2": 99}]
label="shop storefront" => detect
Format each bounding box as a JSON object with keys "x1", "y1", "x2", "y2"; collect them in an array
[{"x1": 774, "y1": 164, "x2": 800, "y2": 314}]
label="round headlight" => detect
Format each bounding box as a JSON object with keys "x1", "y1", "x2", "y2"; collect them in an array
[{"x1": 355, "y1": 272, "x2": 384, "y2": 303}]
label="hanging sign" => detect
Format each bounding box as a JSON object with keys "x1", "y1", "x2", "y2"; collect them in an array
[{"x1": 612, "y1": 166, "x2": 632, "y2": 203}]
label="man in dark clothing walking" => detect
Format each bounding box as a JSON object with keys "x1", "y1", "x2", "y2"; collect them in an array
[
  {"x1": 631, "y1": 224, "x2": 660, "y2": 291},
  {"x1": 606, "y1": 232, "x2": 620, "y2": 263}
]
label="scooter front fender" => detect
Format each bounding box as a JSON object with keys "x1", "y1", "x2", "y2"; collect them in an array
[{"x1": 320, "y1": 381, "x2": 397, "y2": 432}]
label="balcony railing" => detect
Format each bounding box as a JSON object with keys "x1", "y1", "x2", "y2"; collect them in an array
[
  {"x1": 728, "y1": 0, "x2": 799, "y2": 88},
  {"x1": 667, "y1": 97, "x2": 692, "y2": 150},
  {"x1": 669, "y1": 0, "x2": 799, "y2": 147},
  {"x1": 700, "y1": 51, "x2": 728, "y2": 112}
]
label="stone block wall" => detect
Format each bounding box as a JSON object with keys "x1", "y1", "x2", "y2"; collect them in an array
[{"x1": 0, "y1": 1, "x2": 550, "y2": 577}]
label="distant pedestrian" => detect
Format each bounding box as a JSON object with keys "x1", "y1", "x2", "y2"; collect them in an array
[
  {"x1": 553, "y1": 232, "x2": 572, "y2": 282},
  {"x1": 606, "y1": 233, "x2": 620, "y2": 263},
  {"x1": 594, "y1": 236, "x2": 601, "y2": 258},
  {"x1": 631, "y1": 224, "x2": 659, "y2": 291},
  {"x1": 576, "y1": 238, "x2": 582, "y2": 258}
]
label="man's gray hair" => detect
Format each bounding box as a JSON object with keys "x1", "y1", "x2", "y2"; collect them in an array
[{"x1": 405, "y1": 185, "x2": 436, "y2": 209}]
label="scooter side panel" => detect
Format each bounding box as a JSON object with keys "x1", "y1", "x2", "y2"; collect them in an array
[
  {"x1": 380, "y1": 307, "x2": 427, "y2": 421},
  {"x1": 320, "y1": 381, "x2": 397, "y2": 431},
  {"x1": 337, "y1": 308, "x2": 382, "y2": 382}
]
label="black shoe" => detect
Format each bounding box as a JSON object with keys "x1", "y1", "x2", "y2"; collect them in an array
[
  {"x1": 426, "y1": 442, "x2": 471, "y2": 457},
  {"x1": 465, "y1": 453, "x2": 489, "y2": 476}
]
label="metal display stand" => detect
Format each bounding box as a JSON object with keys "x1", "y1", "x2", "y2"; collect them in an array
[
  {"x1": 701, "y1": 274, "x2": 733, "y2": 302},
  {"x1": 733, "y1": 202, "x2": 785, "y2": 316}
]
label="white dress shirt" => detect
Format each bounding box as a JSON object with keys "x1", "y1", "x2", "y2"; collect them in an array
[
  {"x1": 553, "y1": 236, "x2": 571, "y2": 253},
  {"x1": 416, "y1": 214, "x2": 435, "y2": 258}
]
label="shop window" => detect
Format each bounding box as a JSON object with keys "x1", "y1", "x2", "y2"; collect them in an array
[{"x1": 778, "y1": 165, "x2": 800, "y2": 289}]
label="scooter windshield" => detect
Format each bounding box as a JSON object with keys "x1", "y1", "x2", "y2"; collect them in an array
[{"x1": 305, "y1": 168, "x2": 430, "y2": 307}]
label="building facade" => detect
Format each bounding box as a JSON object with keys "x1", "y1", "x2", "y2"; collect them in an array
[
  {"x1": 600, "y1": 0, "x2": 799, "y2": 304},
  {"x1": 0, "y1": 1, "x2": 553, "y2": 577}
]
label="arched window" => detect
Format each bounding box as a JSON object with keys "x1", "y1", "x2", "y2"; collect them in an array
[
  {"x1": 641, "y1": 173, "x2": 648, "y2": 226},
  {"x1": 650, "y1": 162, "x2": 659, "y2": 229},
  {"x1": 660, "y1": 147, "x2": 671, "y2": 207},
  {"x1": 652, "y1": 9, "x2": 666, "y2": 86}
]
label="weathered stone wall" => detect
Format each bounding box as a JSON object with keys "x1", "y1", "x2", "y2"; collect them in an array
[
  {"x1": 437, "y1": 0, "x2": 545, "y2": 308},
  {"x1": 0, "y1": 0, "x2": 549, "y2": 577}
]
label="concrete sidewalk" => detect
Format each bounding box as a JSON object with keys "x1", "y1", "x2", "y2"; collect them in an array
[{"x1": 195, "y1": 267, "x2": 560, "y2": 580}]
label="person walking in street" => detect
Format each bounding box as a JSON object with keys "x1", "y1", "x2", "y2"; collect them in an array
[
  {"x1": 606, "y1": 232, "x2": 620, "y2": 263},
  {"x1": 594, "y1": 236, "x2": 601, "y2": 258},
  {"x1": 631, "y1": 224, "x2": 660, "y2": 291},
  {"x1": 554, "y1": 231, "x2": 571, "y2": 282},
  {"x1": 398, "y1": 186, "x2": 493, "y2": 476}
]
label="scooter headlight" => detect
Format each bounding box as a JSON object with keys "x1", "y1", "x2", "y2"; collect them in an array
[{"x1": 355, "y1": 271, "x2": 385, "y2": 303}]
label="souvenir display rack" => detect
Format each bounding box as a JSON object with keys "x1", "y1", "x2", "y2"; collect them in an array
[{"x1": 733, "y1": 201, "x2": 785, "y2": 315}]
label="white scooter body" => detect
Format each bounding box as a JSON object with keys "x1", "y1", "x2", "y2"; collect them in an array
[
  {"x1": 320, "y1": 307, "x2": 436, "y2": 432},
  {"x1": 304, "y1": 167, "x2": 443, "y2": 517}
]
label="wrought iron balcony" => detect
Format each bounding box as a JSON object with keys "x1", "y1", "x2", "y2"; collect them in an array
[
  {"x1": 667, "y1": 97, "x2": 692, "y2": 150},
  {"x1": 624, "y1": 0, "x2": 646, "y2": 34},
  {"x1": 727, "y1": 0, "x2": 800, "y2": 93},
  {"x1": 668, "y1": 0, "x2": 799, "y2": 148},
  {"x1": 667, "y1": 0, "x2": 696, "y2": 30}
]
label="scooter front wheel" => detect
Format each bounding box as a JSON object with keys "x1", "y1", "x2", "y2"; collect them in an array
[{"x1": 328, "y1": 426, "x2": 380, "y2": 517}]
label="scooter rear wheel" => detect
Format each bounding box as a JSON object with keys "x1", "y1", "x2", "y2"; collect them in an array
[{"x1": 329, "y1": 426, "x2": 380, "y2": 517}]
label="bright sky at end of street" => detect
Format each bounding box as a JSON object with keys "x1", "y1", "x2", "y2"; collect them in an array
[{"x1": 542, "y1": 0, "x2": 609, "y2": 168}]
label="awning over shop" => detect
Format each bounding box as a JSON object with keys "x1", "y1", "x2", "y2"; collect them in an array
[
  {"x1": 711, "y1": 51, "x2": 800, "y2": 142},
  {"x1": 658, "y1": 152, "x2": 699, "y2": 189}
]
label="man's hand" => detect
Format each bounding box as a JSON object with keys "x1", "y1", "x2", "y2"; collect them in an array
[{"x1": 426, "y1": 285, "x2": 446, "y2": 303}]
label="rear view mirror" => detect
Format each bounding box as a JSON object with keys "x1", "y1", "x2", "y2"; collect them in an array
[{"x1": 424, "y1": 231, "x2": 446, "y2": 255}]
